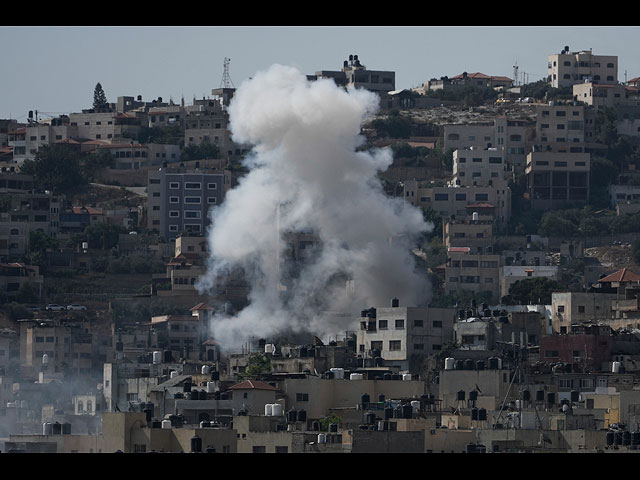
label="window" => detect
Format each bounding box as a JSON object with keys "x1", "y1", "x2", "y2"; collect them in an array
[
  {"x1": 389, "y1": 340, "x2": 401, "y2": 351},
  {"x1": 185, "y1": 182, "x2": 201, "y2": 189},
  {"x1": 169, "y1": 196, "x2": 179, "y2": 203},
  {"x1": 169, "y1": 182, "x2": 180, "y2": 189},
  {"x1": 578, "y1": 305, "x2": 585, "y2": 313},
  {"x1": 371, "y1": 341, "x2": 383, "y2": 351},
  {"x1": 169, "y1": 211, "x2": 179, "y2": 218},
  {"x1": 275, "y1": 446, "x2": 289, "y2": 453},
  {"x1": 455, "y1": 193, "x2": 466, "y2": 201},
  {"x1": 296, "y1": 393, "x2": 309, "y2": 402},
  {"x1": 208, "y1": 197, "x2": 217, "y2": 204},
  {"x1": 414, "y1": 344, "x2": 424, "y2": 350},
  {"x1": 395, "y1": 319, "x2": 405, "y2": 329},
  {"x1": 545, "y1": 350, "x2": 559, "y2": 358},
  {"x1": 432, "y1": 320, "x2": 442, "y2": 328},
  {"x1": 184, "y1": 197, "x2": 201, "y2": 204},
  {"x1": 414, "y1": 320, "x2": 423, "y2": 327},
  {"x1": 207, "y1": 183, "x2": 217, "y2": 189},
  {"x1": 378, "y1": 320, "x2": 388, "y2": 330},
  {"x1": 434, "y1": 193, "x2": 448, "y2": 201},
  {"x1": 252, "y1": 446, "x2": 266, "y2": 453},
  {"x1": 184, "y1": 211, "x2": 201, "y2": 219}
]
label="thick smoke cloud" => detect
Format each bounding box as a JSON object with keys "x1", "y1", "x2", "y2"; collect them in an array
[{"x1": 197, "y1": 64, "x2": 432, "y2": 350}]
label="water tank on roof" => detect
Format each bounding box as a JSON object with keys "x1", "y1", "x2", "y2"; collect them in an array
[
  {"x1": 391, "y1": 297, "x2": 399, "y2": 307},
  {"x1": 350, "y1": 373, "x2": 364, "y2": 380},
  {"x1": 298, "y1": 410, "x2": 307, "y2": 422},
  {"x1": 190, "y1": 436, "x2": 202, "y2": 453},
  {"x1": 613, "y1": 361, "x2": 621, "y2": 373},
  {"x1": 476, "y1": 361, "x2": 485, "y2": 371},
  {"x1": 606, "y1": 431, "x2": 614, "y2": 446},
  {"x1": 43, "y1": 422, "x2": 53, "y2": 435},
  {"x1": 287, "y1": 409, "x2": 298, "y2": 423},
  {"x1": 445, "y1": 358, "x2": 455, "y2": 370},
  {"x1": 361, "y1": 393, "x2": 370, "y2": 407},
  {"x1": 161, "y1": 419, "x2": 172, "y2": 429},
  {"x1": 478, "y1": 408, "x2": 487, "y2": 421},
  {"x1": 411, "y1": 400, "x2": 421, "y2": 414},
  {"x1": 152, "y1": 351, "x2": 162, "y2": 364},
  {"x1": 464, "y1": 359, "x2": 474, "y2": 370},
  {"x1": 402, "y1": 373, "x2": 412, "y2": 381},
  {"x1": 164, "y1": 350, "x2": 173, "y2": 363},
  {"x1": 272, "y1": 404, "x2": 283, "y2": 417},
  {"x1": 402, "y1": 404, "x2": 413, "y2": 419},
  {"x1": 329, "y1": 423, "x2": 339, "y2": 433},
  {"x1": 265, "y1": 404, "x2": 273, "y2": 416},
  {"x1": 201, "y1": 365, "x2": 210, "y2": 375},
  {"x1": 331, "y1": 368, "x2": 345, "y2": 380},
  {"x1": 457, "y1": 390, "x2": 465, "y2": 401},
  {"x1": 570, "y1": 390, "x2": 579, "y2": 403},
  {"x1": 547, "y1": 392, "x2": 556, "y2": 405},
  {"x1": 469, "y1": 390, "x2": 478, "y2": 401},
  {"x1": 318, "y1": 433, "x2": 327, "y2": 444}
]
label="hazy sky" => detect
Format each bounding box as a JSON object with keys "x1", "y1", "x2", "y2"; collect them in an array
[{"x1": 1, "y1": 26, "x2": 639, "y2": 121}]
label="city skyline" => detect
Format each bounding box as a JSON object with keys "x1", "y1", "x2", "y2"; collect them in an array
[{"x1": 1, "y1": 25, "x2": 639, "y2": 121}]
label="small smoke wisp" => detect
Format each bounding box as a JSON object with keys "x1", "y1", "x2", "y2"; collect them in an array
[{"x1": 197, "y1": 64, "x2": 432, "y2": 351}]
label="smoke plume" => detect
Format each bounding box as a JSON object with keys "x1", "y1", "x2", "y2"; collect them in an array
[{"x1": 197, "y1": 64, "x2": 432, "y2": 350}]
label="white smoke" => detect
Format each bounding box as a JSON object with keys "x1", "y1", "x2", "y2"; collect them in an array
[{"x1": 197, "y1": 64, "x2": 432, "y2": 351}]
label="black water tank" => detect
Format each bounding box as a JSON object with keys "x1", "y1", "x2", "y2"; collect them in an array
[
  {"x1": 300, "y1": 347, "x2": 308, "y2": 357},
  {"x1": 455, "y1": 360, "x2": 464, "y2": 370},
  {"x1": 457, "y1": 390, "x2": 465, "y2": 401},
  {"x1": 469, "y1": 390, "x2": 478, "y2": 401},
  {"x1": 62, "y1": 423, "x2": 71, "y2": 435},
  {"x1": 210, "y1": 371, "x2": 220, "y2": 381},
  {"x1": 536, "y1": 390, "x2": 545, "y2": 402},
  {"x1": 190, "y1": 436, "x2": 202, "y2": 453},
  {"x1": 287, "y1": 410, "x2": 298, "y2": 423},
  {"x1": 329, "y1": 423, "x2": 338, "y2": 433},
  {"x1": 466, "y1": 443, "x2": 477, "y2": 454},
  {"x1": 402, "y1": 404, "x2": 413, "y2": 419},
  {"x1": 570, "y1": 390, "x2": 579, "y2": 402},
  {"x1": 393, "y1": 407, "x2": 402, "y2": 418},
  {"x1": 361, "y1": 393, "x2": 370, "y2": 407},
  {"x1": 383, "y1": 373, "x2": 392, "y2": 380},
  {"x1": 378, "y1": 394, "x2": 385, "y2": 403},
  {"x1": 471, "y1": 408, "x2": 478, "y2": 420},
  {"x1": 547, "y1": 392, "x2": 555, "y2": 405},
  {"x1": 614, "y1": 431, "x2": 623, "y2": 446},
  {"x1": 475, "y1": 361, "x2": 485, "y2": 371},
  {"x1": 384, "y1": 407, "x2": 394, "y2": 420},
  {"x1": 116, "y1": 341, "x2": 123, "y2": 352},
  {"x1": 488, "y1": 357, "x2": 499, "y2": 369},
  {"x1": 623, "y1": 431, "x2": 631, "y2": 446},
  {"x1": 632, "y1": 432, "x2": 640, "y2": 446},
  {"x1": 375, "y1": 357, "x2": 384, "y2": 367},
  {"x1": 298, "y1": 410, "x2": 307, "y2": 422},
  {"x1": 366, "y1": 413, "x2": 376, "y2": 424},
  {"x1": 183, "y1": 381, "x2": 192, "y2": 393},
  {"x1": 52, "y1": 422, "x2": 62, "y2": 435},
  {"x1": 163, "y1": 350, "x2": 172, "y2": 362},
  {"x1": 391, "y1": 297, "x2": 399, "y2": 307},
  {"x1": 478, "y1": 408, "x2": 487, "y2": 421},
  {"x1": 312, "y1": 421, "x2": 320, "y2": 431},
  {"x1": 522, "y1": 390, "x2": 530, "y2": 401},
  {"x1": 144, "y1": 408, "x2": 152, "y2": 422}
]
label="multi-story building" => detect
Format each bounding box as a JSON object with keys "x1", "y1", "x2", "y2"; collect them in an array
[
  {"x1": 452, "y1": 147, "x2": 509, "y2": 187},
  {"x1": 573, "y1": 82, "x2": 640, "y2": 109},
  {"x1": 533, "y1": 103, "x2": 587, "y2": 153},
  {"x1": 0, "y1": 262, "x2": 43, "y2": 299},
  {"x1": 403, "y1": 179, "x2": 511, "y2": 227},
  {"x1": 444, "y1": 251, "x2": 502, "y2": 302},
  {"x1": 7, "y1": 126, "x2": 27, "y2": 164},
  {"x1": 2, "y1": 191, "x2": 63, "y2": 238},
  {"x1": 355, "y1": 301, "x2": 456, "y2": 372},
  {"x1": 425, "y1": 72, "x2": 513, "y2": 91},
  {"x1": 551, "y1": 291, "x2": 620, "y2": 333},
  {"x1": 443, "y1": 217, "x2": 494, "y2": 255},
  {"x1": 147, "y1": 168, "x2": 227, "y2": 240},
  {"x1": 24, "y1": 116, "x2": 79, "y2": 160},
  {"x1": 68, "y1": 110, "x2": 141, "y2": 143},
  {"x1": 525, "y1": 151, "x2": 590, "y2": 210},
  {"x1": 94, "y1": 142, "x2": 181, "y2": 170},
  {"x1": 548, "y1": 47, "x2": 617, "y2": 88},
  {"x1": 308, "y1": 54, "x2": 395, "y2": 94}
]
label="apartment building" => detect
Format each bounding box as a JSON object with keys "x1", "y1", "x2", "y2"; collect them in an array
[
  {"x1": 525, "y1": 151, "x2": 590, "y2": 210},
  {"x1": 533, "y1": 103, "x2": 587, "y2": 153},
  {"x1": 24, "y1": 116, "x2": 79, "y2": 160},
  {"x1": 0, "y1": 262, "x2": 43, "y2": 299},
  {"x1": 355, "y1": 301, "x2": 456, "y2": 372},
  {"x1": 147, "y1": 169, "x2": 226, "y2": 240},
  {"x1": 444, "y1": 251, "x2": 502, "y2": 302},
  {"x1": 548, "y1": 47, "x2": 617, "y2": 88},
  {"x1": 551, "y1": 291, "x2": 620, "y2": 333},
  {"x1": 18, "y1": 318, "x2": 111, "y2": 377},
  {"x1": 2, "y1": 191, "x2": 63, "y2": 238},
  {"x1": 68, "y1": 111, "x2": 141, "y2": 143},
  {"x1": 452, "y1": 147, "x2": 509, "y2": 187},
  {"x1": 403, "y1": 179, "x2": 511, "y2": 226},
  {"x1": 309, "y1": 54, "x2": 395, "y2": 94},
  {"x1": 573, "y1": 82, "x2": 640, "y2": 109},
  {"x1": 443, "y1": 217, "x2": 494, "y2": 255},
  {"x1": 95, "y1": 142, "x2": 181, "y2": 170}
]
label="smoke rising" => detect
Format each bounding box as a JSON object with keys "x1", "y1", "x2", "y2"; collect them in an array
[{"x1": 197, "y1": 64, "x2": 432, "y2": 350}]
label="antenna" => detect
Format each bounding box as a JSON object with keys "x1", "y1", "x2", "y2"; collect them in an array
[
  {"x1": 220, "y1": 57, "x2": 235, "y2": 89},
  {"x1": 513, "y1": 62, "x2": 519, "y2": 86}
]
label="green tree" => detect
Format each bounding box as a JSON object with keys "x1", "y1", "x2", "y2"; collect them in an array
[
  {"x1": 29, "y1": 230, "x2": 59, "y2": 253},
  {"x1": 93, "y1": 82, "x2": 108, "y2": 110},
  {"x1": 242, "y1": 353, "x2": 271, "y2": 378},
  {"x1": 506, "y1": 277, "x2": 563, "y2": 305},
  {"x1": 20, "y1": 144, "x2": 86, "y2": 193}
]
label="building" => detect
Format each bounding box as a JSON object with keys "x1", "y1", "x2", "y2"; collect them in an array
[
  {"x1": 551, "y1": 291, "x2": 620, "y2": 333},
  {"x1": 452, "y1": 147, "x2": 510, "y2": 187},
  {"x1": 147, "y1": 168, "x2": 227, "y2": 239},
  {"x1": 355, "y1": 301, "x2": 456, "y2": 372},
  {"x1": 403, "y1": 180, "x2": 511, "y2": 227},
  {"x1": 533, "y1": 103, "x2": 587, "y2": 153},
  {"x1": 308, "y1": 54, "x2": 395, "y2": 94},
  {"x1": 548, "y1": 47, "x2": 617, "y2": 88},
  {"x1": 0, "y1": 262, "x2": 43, "y2": 300},
  {"x1": 500, "y1": 265, "x2": 560, "y2": 300},
  {"x1": 573, "y1": 82, "x2": 640, "y2": 109},
  {"x1": 444, "y1": 251, "x2": 502, "y2": 302},
  {"x1": 443, "y1": 217, "x2": 494, "y2": 255},
  {"x1": 525, "y1": 151, "x2": 590, "y2": 210},
  {"x1": 95, "y1": 142, "x2": 181, "y2": 170}
]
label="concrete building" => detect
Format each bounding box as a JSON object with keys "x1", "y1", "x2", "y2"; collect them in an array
[
  {"x1": 147, "y1": 168, "x2": 226, "y2": 239},
  {"x1": 445, "y1": 251, "x2": 502, "y2": 302},
  {"x1": 452, "y1": 147, "x2": 510, "y2": 187},
  {"x1": 573, "y1": 82, "x2": 640, "y2": 109},
  {"x1": 403, "y1": 179, "x2": 511, "y2": 227},
  {"x1": 308, "y1": 54, "x2": 395, "y2": 94},
  {"x1": 0, "y1": 262, "x2": 43, "y2": 300},
  {"x1": 355, "y1": 302, "x2": 456, "y2": 373},
  {"x1": 533, "y1": 103, "x2": 587, "y2": 153},
  {"x1": 525, "y1": 151, "x2": 590, "y2": 210},
  {"x1": 551, "y1": 291, "x2": 620, "y2": 333},
  {"x1": 548, "y1": 47, "x2": 617, "y2": 88},
  {"x1": 95, "y1": 142, "x2": 181, "y2": 170},
  {"x1": 443, "y1": 217, "x2": 494, "y2": 255}
]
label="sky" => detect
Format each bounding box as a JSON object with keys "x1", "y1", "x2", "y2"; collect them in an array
[{"x1": 1, "y1": 26, "x2": 639, "y2": 122}]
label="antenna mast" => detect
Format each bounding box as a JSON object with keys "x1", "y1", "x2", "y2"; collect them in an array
[
  {"x1": 513, "y1": 62, "x2": 519, "y2": 86},
  {"x1": 220, "y1": 57, "x2": 235, "y2": 89}
]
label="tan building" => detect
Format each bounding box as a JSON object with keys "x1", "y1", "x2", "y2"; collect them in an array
[
  {"x1": 445, "y1": 251, "x2": 502, "y2": 302},
  {"x1": 525, "y1": 151, "x2": 590, "y2": 210},
  {"x1": 68, "y1": 111, "x2": 141, "y2": 143},
  {"x1": 500, "y1": 265, "x2": 559, "y2": 300},
  {"x1": 0, "y1": 262, "x2": 43, "y2": 300},
  {"x1": 24, "y1": 117, "x2": 79, "y2": 160},
  {"x1": 403, "y1": 180, "x2": 511, "y2": 226},
  {"x1": 534, "y1": 103, "x2": 586, "y2": 152},
  {"x1": 573, "y1": 82, "x2": 640, "y2": 109},
  {"x1": 355, "y1": 303, "x2": 456, "y2": 372},
  {"x1": 452, "y1": 147, "x2": 509, "y2": 187},
  {"x1": 548, "y1": 47, "x2": 617, "y2": 88},
  {"x1": 443, "y1": 217, "x2": 494, "y2": 255},
  {"x1": 551, "y1": 291, "x2": 620, "y2": 333}
]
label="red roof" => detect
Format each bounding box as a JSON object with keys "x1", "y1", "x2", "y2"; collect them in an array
[
  {"x1": 598, "y1": 268, "x2": 640, "y2": 284},
  {"x1": 228, "y1": 380, "x2": 277, "y2": 391},
  {"x1": 448, "y1": 247, "x2": 470, "y2": 253}
]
